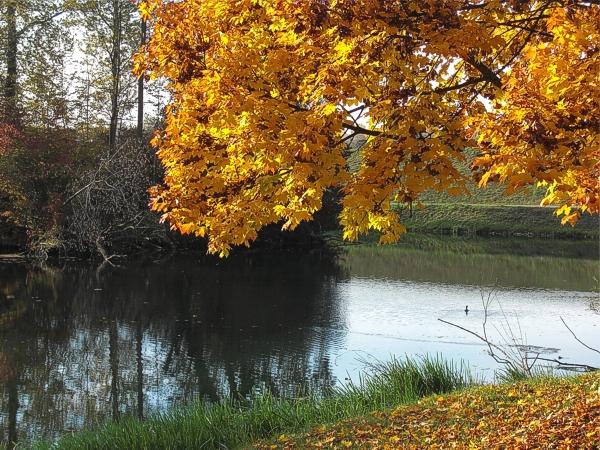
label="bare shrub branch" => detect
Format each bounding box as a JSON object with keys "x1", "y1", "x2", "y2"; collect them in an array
[
  {"x1": 439, "y1": 289, "x2": 598, "y2": 378},
  {"x1": 65, "y1": 140, "x2": 168, "y2": 260},
  {"x1": 561, "y1": 317, "x2": 600, "y2": 356}
]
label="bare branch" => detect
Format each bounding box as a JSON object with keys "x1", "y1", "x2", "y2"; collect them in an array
[
  {"x1": 561, "y1": 317, "x2": 600, "y2": 356},
  {"x1": 439, "y1": 293, "x2": 599, "y2": 377},
  {"x1": 437, "y1": 318, "x2": 513, "y2": 366}
]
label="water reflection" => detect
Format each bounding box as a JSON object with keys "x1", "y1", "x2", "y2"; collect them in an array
[
  {"x1": 0, "y1": 238, "x2": 598, "y2": 445},
  {"x1": 344, "y1": 242, "x2": 599, "y2": 290},
  {"x1": 0, "y1": 255, "x2": 345, "y2": 444}
]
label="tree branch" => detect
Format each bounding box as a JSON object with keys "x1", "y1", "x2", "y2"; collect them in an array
[
  {"x1": 16, "y1": 10, "x2": 68, "y2": 38},
  {"x1": 434, "y1": 76, "x2": 487, "y2": 94},
  {"x1": 561, "y1": 317, "x2": 600, "y2": 356},
  {"x1": 342, "y1": 122, "x2": 398, "y2": 139},
  {"x1": 464, "y1": 54, "x2": 502, "y2": 88}
]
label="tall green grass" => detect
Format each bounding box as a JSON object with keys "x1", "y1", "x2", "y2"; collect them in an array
[{"x1": 31, "y1": 356, "x2": 473, "y2": 450}]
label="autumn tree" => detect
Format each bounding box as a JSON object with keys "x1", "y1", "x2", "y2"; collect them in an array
[
  {"x1": 136, "y1": 0, "x2": 599, "y2": 256},
  {"x1": 473, "y1": 7, "x2": 599, "y2": 225}
]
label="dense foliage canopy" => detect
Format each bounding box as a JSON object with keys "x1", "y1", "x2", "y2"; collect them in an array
[{"x1": 136, "y1": 0, "x2": 600, "y2": 255}]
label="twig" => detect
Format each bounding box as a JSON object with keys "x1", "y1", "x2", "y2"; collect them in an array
[
  {"x1": 561, "y1": 317, "x2": 600, "y2": 356},
  {"x1": 524, "y1": 356, "x2": 597, "y2": 373},
  {"x1": 437, "y1": 318, "x2": 512, "y2": 365}
]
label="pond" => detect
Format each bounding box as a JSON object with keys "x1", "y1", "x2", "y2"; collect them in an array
[{"x1": 1, "y1": 236, "x2": 599, "y2": 445}]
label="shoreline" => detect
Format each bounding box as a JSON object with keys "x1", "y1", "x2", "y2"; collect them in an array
[{"x1": 23, "y1": 362, "x2": 599, "y2": 450}]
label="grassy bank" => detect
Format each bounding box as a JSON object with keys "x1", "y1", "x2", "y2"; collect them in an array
[
  {"x1": 30, "y1": 357, "x2": 472, "y2": 450},
  {"x1": 342, "y1": 232, "x2": 600, "y2": 259},
  {"x1": 260, "y1": 371, "x2": 600, "y2": 449},
  {"x1": 29, "y1": 364, "x2": 600, "y2": 450},
  {"x1": 400, "y1": 203, "x2": 599, "y2": 238}
]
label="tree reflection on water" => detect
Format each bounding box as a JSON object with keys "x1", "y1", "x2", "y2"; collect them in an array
[{"x1": 0, "y1": 254, "x2": 346, "y2": 445}]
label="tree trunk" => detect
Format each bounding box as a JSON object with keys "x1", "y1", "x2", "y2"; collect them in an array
[
  {"x1": 108, "y1": 0, "x2": 122, "y2": 152},
  {"x1": 3, "y1": 0, "x2": 18, "y2": 122},
  {"x1": 137, "y1": 18, "x2": 146, "y2": 142}
]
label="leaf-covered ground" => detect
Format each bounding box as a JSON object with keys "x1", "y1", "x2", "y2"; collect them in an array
[{"x1": 256, "y1": 372, "x2": 600, "y2": 449}]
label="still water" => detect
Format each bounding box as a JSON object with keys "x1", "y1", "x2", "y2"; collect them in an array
[{"x1": 0, "y1": 237, "x2": 599, "y2": 444}]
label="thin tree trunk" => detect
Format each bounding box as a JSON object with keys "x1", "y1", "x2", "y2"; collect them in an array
[
  {"x1": 137, "y1": 18, "x2": 146, "y2": 142},
  {"x1": 108, "y1": 0, "x2": 122, "y2": 152},
  {"x1": 3, "y1": 0, "x2": 18, "y2": 121},
  {"x1": 84, "y1": 66, "x2": 91, "y2": 141}
]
